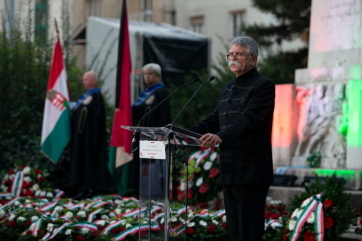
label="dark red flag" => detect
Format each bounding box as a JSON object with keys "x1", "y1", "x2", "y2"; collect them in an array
[{"x1": 108, "y1": 0, "x2": 132, "y2": 195}]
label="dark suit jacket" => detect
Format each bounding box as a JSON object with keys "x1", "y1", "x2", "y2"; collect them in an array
[{"x1": 190, "y1": 68, "x2": 275, "y2": 185}]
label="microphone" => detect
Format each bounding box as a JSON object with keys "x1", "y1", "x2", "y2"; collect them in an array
[
  {"x1": 167, "y1": 76, "x2": 214, "y2": 201},
  {"x1": 131, "y1": 76, "x2": 199, "y2": 153},
  {"x1": 169, "y1": 76, "x2": 215, "y2": 131}
]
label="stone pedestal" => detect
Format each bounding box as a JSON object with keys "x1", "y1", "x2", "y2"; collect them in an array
[{"x1": 290, "y1": 0, "x2": 362, "y2": 171}]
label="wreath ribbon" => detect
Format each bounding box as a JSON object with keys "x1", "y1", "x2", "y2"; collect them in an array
[
  {"x1": 290, "y1": 193, "x2": 324, "y2": 241},
  {"x1": 11, "y1": 171, "x2": 24, "y2": 197}
]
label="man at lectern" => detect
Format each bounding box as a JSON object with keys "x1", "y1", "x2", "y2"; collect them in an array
[
  {"x1": 189, "y1": 37, "x2": 275, "y2": 241},
  {"x1": 128, "y1": 63, "x2": 171, "y2": 199}
]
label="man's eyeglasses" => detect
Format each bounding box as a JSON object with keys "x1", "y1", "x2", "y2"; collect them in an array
[{"x1": 226, "y1": 52, "x2": 252, "y2": 60}]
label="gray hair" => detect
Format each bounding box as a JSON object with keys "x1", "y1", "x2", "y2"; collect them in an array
[
  {"x1": 231, "y1": 36, "x2": 259, "y2": 56},
  {"x1": 142, "y1": 63, "x2": 162, "y2": 78}
]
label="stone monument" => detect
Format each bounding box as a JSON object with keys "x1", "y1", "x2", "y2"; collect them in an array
[
  {"x1": 272, "y1": 0, "x2": 362, "y2": 189},
  {"x1": 293, "y1": 0, "x2": 362, "y2": 171}
]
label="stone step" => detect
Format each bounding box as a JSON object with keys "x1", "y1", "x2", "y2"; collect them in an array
[{"x1": 340, "y1": 233, "x2": 362, "y2": 241}]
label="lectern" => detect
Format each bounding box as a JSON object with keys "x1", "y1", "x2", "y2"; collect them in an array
[{"x1": 122, "y1": 124, "x2": 201, "y2": 241}]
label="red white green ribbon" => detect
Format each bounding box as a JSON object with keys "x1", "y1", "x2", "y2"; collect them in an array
[
  {"x1": 175, "y1": 226, "x2": 186, "y2": 236},
  {"x1": 211, "y1": 209, "x2": 226, "y2": 217},
  {"x1": 70, "y1": 221, "x2": 98, "y2": 232},
  {"x1": 59, "y1": 214, "x2": 71, "y2": 221},
  {"x1": 170, "y1": 222, "x2": 185, "y2": 236},
  {"x1": 101, "y1": 219, "x2": 126, "y2": 234},
  {"x1": 94, "y1": 219, "x2": 109, "y2": 226},
  {"x1": 2, "y1": 197, "x2": 20, "y2": 209},
  {"x1": 63, "y1": 200, "x2": 74, "y2": 208},
  {"x1": 91, "y1": 201, "x2": 109, "y2": 208},
  {"x1": 67, "y1": 203, "x2": 82, "y2": 210},
  {"x1": 0, "y1": 194, "x2": 15, "y2": 209},
  {"x1": 194, "y1": 209, "x2": 209, "y2": 218},
  {"x1": 54, "y1": 189, "x2": 64, "y2": 200},
  {"x1": 176, "y1": 206, "x2": 187, "y2": 215},
  {"x1": 153, "y1": 212, "x2": 164, "y2": 222},
  {"x1": 314, "y1": 199, "x2": 324, "y2": 241},
  {"x1": 40, "y1": 224, "x2": 53, "y2": 240},
  {"x1": 11, "y1": 171, "x2": 24, "y2": 197},
  {"x1": 85, "y1": 201, "x2": 98, "y2": 209},
  {"x1": 112, "y1": 222, "x2": 159, "y2": 241},
  {"x1": 151, "y1": 200, "x2": 165, "y2": 207},
  {"x1": 265, "y1": 219, "x2": 281, "y2": 228},
  {"x1": 290, "y1": 193, "x2": 324, "y2": 241},
  {"x1": 150, "y1": 206, "x2": 163, "y2": 215},
  {"x1": 39, "y1": 201, "x2": 58, "y2": 212},
  {"x1": 25, "y1": 218, "x2": 43, "y2": 237},
  {"x1": 117, "y1": 207, "x2": 146, "y2": 218},
  {"x1": 187, "y1": 151, "x2": 202, "y2": 164},
  {"x1": 0, "y1": 193, "x2": 13, "y2": 198},
  {"x1": 122, "y1": 197, "x2": 139, "y2": 203},
  {"x1": 48, "y1": 222, "x2": 71, "y2": 239},
  {"x1": 87, "y1": 208, "x2": 103, "y2": 222},
  {"x1": 194, "y1": 149, "x2": 212, "y2": 167}
]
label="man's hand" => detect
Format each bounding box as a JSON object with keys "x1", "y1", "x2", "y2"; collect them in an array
[{"x1": 199, "y1": 133, "x2": 222, "y2": 148}]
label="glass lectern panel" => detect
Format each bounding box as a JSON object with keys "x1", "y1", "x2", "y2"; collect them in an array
[{"x1": 121, "y1": 125, "x2": 201, "y2": 241}]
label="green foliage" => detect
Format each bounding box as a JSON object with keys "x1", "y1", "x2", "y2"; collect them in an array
[
  {"x1": 244, "y1": 0, "x2": 311, "y2": 84},
  {"x1": 307, "y1": 151, "x2": 322, "y2": 168},
  {"x1": 0, "y1": 9, "x2": 83, "y2": 191},
  {"x1": 256, "y1": 48, "x2": 308, "y2": 84},
  {"x1": 0, "y1": 28, "x2": 51, "y2": 169},
  {"x1": 248, "y1": 1, "x2": 311, "y2": 44}
]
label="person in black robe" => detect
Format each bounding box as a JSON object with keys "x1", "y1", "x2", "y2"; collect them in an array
[
  {"x1": 69, "y1": 71, "x2": 109, "y2": 199},
  {"x1": 128, "y1": 63, "x2": 171, "y2": 199}
]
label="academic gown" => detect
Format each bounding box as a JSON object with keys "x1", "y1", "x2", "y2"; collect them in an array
[{"x1": 69, "y1": 89, "x2": 109, "y2": 193}]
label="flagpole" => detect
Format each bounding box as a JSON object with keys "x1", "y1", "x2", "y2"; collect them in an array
[{"x1": 54, "y1": 18, "x2": 59, "y2": 38}]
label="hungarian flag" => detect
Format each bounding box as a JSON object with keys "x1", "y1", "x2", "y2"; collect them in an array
[
  {"x1": 40, "y1": 37, "x2": 71, "y2": 163},
  {"x1": 108, "y1": 0, "x2": 133, "y2": 195}
]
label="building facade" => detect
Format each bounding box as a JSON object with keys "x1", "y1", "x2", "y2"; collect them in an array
[
  {"x1": 0, "y1": 0, "x2": 304, "y2": 71},
  {"x1": 0, "y1": 0, "x2": 303, "y2": 70}
]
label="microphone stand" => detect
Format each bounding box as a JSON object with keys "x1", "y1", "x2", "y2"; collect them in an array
[
  {"x1": 170, "y1": 76, "x2": 215, "y2": 131},
  {"x1": 166, "y1": 76, "x2": 215, "y2": 201}
]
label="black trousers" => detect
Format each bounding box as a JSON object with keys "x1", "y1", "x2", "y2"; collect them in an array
[{"x1": 222, "y1": 183, "x2": 270, "y2": 241}]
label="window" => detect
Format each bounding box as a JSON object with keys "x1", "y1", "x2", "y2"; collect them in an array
[
  {"x1": 230, "y1": 10, "x2": 246, "y2": 38},
  {"x1": 164, "y1": 9, "x2": 176, "y2": 25},
  {"x1": 143, "y1": 0, "x2": 153, "y2": 21},
  {"x1": 87, "y1": 0, "x2": 102, "y2": 17},
  {"x1": 35, "y1": 0, "x2": 48, "y2": 44},
  {"x1": 190, "y1": 16, "x2": 204, "y2": 34}
]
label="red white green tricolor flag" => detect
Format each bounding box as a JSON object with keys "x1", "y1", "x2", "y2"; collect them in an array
[{"x1": 41, "y1": 37, "x2": 71, "y2": 163}]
